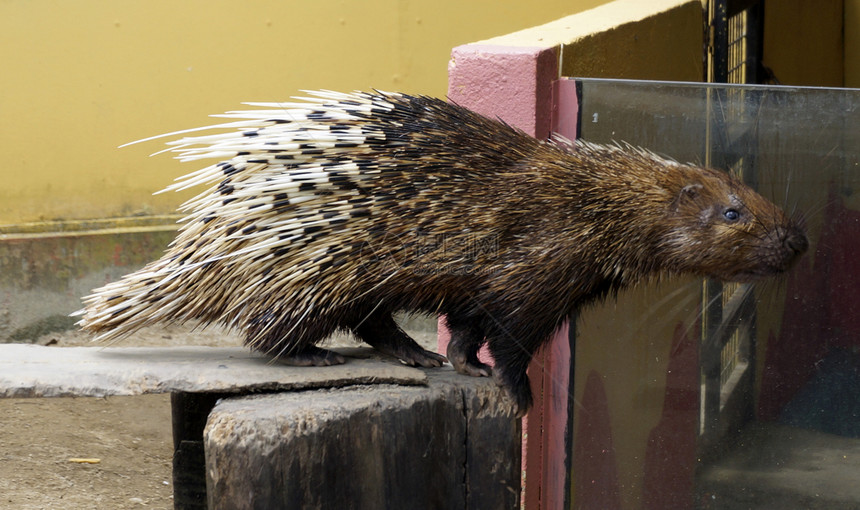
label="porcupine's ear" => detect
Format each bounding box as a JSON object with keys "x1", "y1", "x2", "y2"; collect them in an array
[{"x1": 671, "y1": 183, "x2": 704, "y2": 212}]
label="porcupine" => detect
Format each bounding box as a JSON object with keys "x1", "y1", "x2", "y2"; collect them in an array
[{"x1": 77, "y1": 90, "x2": 808, "y2": 416}]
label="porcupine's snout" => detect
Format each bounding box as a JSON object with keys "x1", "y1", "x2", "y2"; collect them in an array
[
  {"x1": 756, "y1": 222, "x2": 808, "y2": 278},
  {"x1": 783, "y1": 226, "x2": 809, "y2": 258}
]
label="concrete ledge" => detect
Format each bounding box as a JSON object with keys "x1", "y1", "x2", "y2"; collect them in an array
[
  {"x1": 0, "y1": 345, "x2": 426, "y2": 398},
  {"x1": 450, "y1": 0, "x2": 703, "y2": 91},
  {"x1": 0, "y1": 215, "x2": 181, "y2": 237},
  {"x1": 476, "y1": 0, "x2": 698, "y2": 49},
  {"x1": 0, "y1": 226, "x2": 175, "y2": 342}
]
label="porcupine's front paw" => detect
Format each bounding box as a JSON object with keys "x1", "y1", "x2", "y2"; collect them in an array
[
  {"x1": 360, "y1": 329, "x2": 447, "y2": 368},
  {"x1": 447, "y1": 336, "x2": 491, "y2": 377},
  {"x1": 382, "y1": 340, "x2": 448, "y2": 368},
  {"x1": 355, "y1": 313, "x2": 447, "y2": 368},
  {"x1": 273, "y1": 345, "x2": 346, "y2": 367}
]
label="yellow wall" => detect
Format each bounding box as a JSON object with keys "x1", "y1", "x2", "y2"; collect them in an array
[
  {"x1": 0, "y1": 0, "x2": 610, "y2": 228},
  {"x1": 763, "y1": 0, "x2": 844, "y2": 87},
  {"x1": 6, "y1": 0, "x2": 848, "y2": 228}
]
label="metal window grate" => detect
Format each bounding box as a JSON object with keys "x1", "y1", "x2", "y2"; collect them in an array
[
  {"x1": 708, "y1": 0, "x2": 764, "y2": 85},
  {"x1": 727, "y1": 9, "x2": 749, "y2": 84},
  {"x1": 700, "y1": 0, "x2": 765, "y2": 455}
]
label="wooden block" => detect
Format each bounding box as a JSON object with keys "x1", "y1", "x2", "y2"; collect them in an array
[{"x1": 204, "y1": 368, "x2": 520, "y2": 509}]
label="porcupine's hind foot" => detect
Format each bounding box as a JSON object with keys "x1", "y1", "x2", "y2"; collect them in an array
[
  {"x1": 444, "y1": 314, "x2": 491, "y2": 377},
  {"x1": 271, "y1": 345, "x2": 346, "y2": 367},
  {"x1": 491, "y1": 363, "x2": 533, "y2": 418},
  {"x1": 354, "y1": 312, "x2": 447, "y2": 368},
  {"x1": 246, "y1": 315, "x2": 346, "y2": 366},
  {"x1": 487, "y1": 337, "x2": 536, "y2": 418}
]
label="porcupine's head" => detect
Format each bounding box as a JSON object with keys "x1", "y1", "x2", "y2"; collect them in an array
[{"x1": 655, "y1": 164, "x2": 808, "y2": 283}]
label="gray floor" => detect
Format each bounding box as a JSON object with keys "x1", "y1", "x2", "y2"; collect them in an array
[{"x1": 697, "y1": 423, "x2": 860, "y2": 509}]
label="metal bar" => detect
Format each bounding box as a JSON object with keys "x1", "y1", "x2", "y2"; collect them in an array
[
  {"x1": 702, "y1": 283, "x2": 756, "y2": 373},
  {"x1": 710, "y1": 0, "x2": 729, "y2": 83}
]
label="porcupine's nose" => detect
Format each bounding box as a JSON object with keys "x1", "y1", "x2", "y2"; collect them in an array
[{"x1": 784, "y1": 228, "x2": 808, "y2": 258}]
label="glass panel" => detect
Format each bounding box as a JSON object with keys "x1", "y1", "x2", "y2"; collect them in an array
[{"x1": 572, "y1": 78, "x2": 860, "y2": 508}]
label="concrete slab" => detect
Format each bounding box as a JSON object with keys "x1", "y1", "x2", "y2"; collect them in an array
[{"x1": 0, "y1": 345, "x2": 426, "y2": 398}]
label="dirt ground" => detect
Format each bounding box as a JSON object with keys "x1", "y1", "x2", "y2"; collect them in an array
[
  {"x1": 0, "y1": 326, "x2": 240, "y2": 509},
  {"x1": 1, "y1": 393, "x2": 175, "y2": 509},
  {"x1": 1, "y1": 321, "x2": 436, "y2": 509}
]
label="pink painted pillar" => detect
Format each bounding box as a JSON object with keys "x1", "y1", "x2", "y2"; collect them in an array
[
  {"x1": 441, "y1": 44, "x2": 576, "y2": 510},
  {"x1": 447, "y1": 45, "x2": 558, "y2": 138}
]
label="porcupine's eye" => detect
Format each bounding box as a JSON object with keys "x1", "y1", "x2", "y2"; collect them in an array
[{"x1": 723, "y1": 208, "x2": 741, "y2": 222}]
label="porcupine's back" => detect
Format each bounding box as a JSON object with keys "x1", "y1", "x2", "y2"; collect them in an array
[{"x1": 76, "y1": 91, "x2": 557, "y2": 349}]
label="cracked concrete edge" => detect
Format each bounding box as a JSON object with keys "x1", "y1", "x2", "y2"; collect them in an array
[{"x1": 0, "y1": 345, "x2": 427, "y2": 398}]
